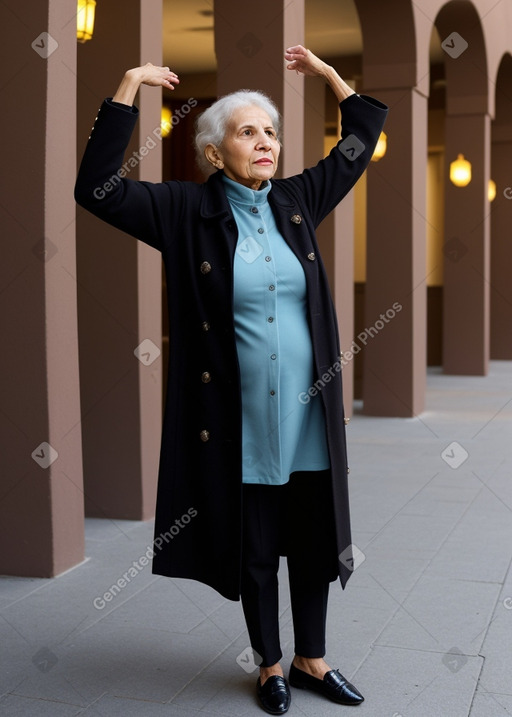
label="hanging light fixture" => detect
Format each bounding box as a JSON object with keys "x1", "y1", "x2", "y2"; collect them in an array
[
  {"x1": 450, "y1": 154, "x2": 472, "y2": 187},
  {"x1": 488, "y1": 179, "x2": 496, "y2": 202},
  {"x1": 161, "y1": 107, "x2": 172, "y2": 138},
  {"x1": 77, "y1": 0, "x2": 96, "y2": 43},
  {"x1": 371, "y1": 131, "x2": 387, "y2": 161}
]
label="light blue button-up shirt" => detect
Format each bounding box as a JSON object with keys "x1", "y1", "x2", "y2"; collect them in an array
[{"x1": 223, "y1": 174, "x2": 330, "y2": 485}]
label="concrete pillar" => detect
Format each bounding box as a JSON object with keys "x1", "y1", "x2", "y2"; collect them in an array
[
  {"x1": 443, "y1": 112, "x2": 490, "y2": 374},
  {"x1": 76, "y1": 1, "x2": 162, "y2": 519},
  {"x1": 214, "y1": 0, "x2": 305, "y2": 177},
  {"x1": 0, "y1": 0, "x2": 84, "y2": 575},
  {"x1": 490, "y1": 56, "x2": 512, "y2": 359},
  {"x1": 490, "y1": 134, "x2": 512, "y2": 358},
  {"x1": 435, "y1": 1, "x2": 490, "y2": 375},
  {"x1": 354, "y1": 0, "x2": 427, "y2": 416},
  {"x1": 304, "y1": 78, "x2": 355, "y2": 415},
  {"x1": 362, "y1": 87, "x2": 428, "y2": 416}
]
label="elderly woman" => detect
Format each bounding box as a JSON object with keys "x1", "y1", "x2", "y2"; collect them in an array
[{"x1": 75, "y1": 45, "x2": 387, "y2": 715}]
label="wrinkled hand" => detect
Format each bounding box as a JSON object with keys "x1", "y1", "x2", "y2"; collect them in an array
[
  {"x1": 284, "y1": 45, "x2": 327, "y2": 77},
  {"x1": 129, "y1": 62, "x2": 180, "y2": 90}
]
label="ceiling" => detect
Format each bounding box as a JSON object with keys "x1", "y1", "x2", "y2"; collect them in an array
[{"x1": 162, "y1": 0, "x2": 443, "y2": 73}]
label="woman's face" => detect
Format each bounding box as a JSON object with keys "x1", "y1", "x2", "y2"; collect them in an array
[{"x1": 210, "y1": 105, "x2": 280, "y2": 190}]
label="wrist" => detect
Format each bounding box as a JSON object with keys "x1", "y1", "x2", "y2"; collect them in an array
[
  {"x1": 320, "y1": 63, "x2": 335, "y2": 81},
  {"x1": 125, "y1": 67, "x2": 144, "y2": 85}
]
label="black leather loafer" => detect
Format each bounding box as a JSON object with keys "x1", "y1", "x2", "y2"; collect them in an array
[
  {"x1": 256, "y1": 675, "x2": 291, "y2": 715},
  {"x1": 289, "y1": 662, "x2": 364, "y2": 705}
]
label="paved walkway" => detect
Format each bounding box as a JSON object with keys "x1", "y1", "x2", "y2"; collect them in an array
[{"x1": 1, "y1": 362, "x2": 512, "y2": 716}]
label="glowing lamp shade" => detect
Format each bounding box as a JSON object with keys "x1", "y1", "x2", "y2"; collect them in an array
[
  {"x1": 77, "y1": 0, "x2": 96, "y2": 43},
  {"x1": 488, "y1": 179, "x2": 496, "y2": 202},
  {"x1": 371, "y1": 131, "x2": 387, "y2": 161},
  {"x1": 161, "y1": 107, "x2": 172, "y2": 138},
  {"x1": 450, "y1": 154, "x2": 472, "y2": 187}
]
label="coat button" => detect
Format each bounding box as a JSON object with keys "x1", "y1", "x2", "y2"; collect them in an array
[
  {"x1": 200, "y1": 261, "x2": 212, "y2": 274},
  {"x1": 291, "y1": 214, "x2": 302, "y2": 224},
  {"x1": 344, "y1": 417, "x2": 350, "y2": 425},
  {"x1": 201, "y1": 371, "x2": 211, "y2": 383},
  {"x1": 307, "y1": 252, "x2": 316, "y2": 261},
  {"x1": 201, "y1": 321, "x2": 210, "y2": 332},
  {"x1": 200, "y1": 430, "x2": 210, "y2": 442}
]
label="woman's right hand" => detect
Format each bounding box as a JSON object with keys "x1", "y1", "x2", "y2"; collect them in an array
[
  {"x1": 128, "y1": 62, "x2": 180, "y2": 90},
  {"x1": 113, "y1": 63, "x2": 179, "y2": 106}
]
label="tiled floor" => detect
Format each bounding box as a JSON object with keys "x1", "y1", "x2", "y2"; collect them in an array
[{"x1": 1, "y1": 363, "x2": 511, "y2": 716}]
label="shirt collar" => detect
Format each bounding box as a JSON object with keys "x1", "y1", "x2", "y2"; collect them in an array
[{"x1": 221, "y1": 173, "x2": 272, "y2": 206}]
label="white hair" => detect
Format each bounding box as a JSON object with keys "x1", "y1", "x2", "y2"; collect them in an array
[{"x1": 194, "y1": 90, "x2": 281, "y2": 177}]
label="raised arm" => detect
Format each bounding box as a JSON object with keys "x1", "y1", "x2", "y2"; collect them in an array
[
  {"x1": 284, "y1": 45, "x2": 355, "y2": 103},
  {"x1": 74, "y1": 64, "x2": 181, "y2": 251},
  {"x1": 278, "y1": 45, "x2": 388, "y2": 227},
  {"x1": 113, "y1": 62, "x2": 180, "y2": 106}
]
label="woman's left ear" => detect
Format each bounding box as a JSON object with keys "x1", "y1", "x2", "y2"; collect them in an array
[{"x1": 204, "y1": 143, "x2": 224, "y2": 170}]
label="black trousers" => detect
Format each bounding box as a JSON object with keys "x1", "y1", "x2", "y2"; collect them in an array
[{"x1": 240, "y1": 470, "x2": 339, "y2": 667}]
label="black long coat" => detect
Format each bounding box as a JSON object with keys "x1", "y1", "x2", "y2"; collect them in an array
[{"x1": 75, "y1": 92, "x2": 388, "y2": 600}]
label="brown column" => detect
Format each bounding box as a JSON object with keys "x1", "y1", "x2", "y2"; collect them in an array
[
  {"x1": 304, "y1": 78, "x2": 355, "y2": 414},
  {"x1": 354, "y1": 0, "x2": 426, "y2": 417},
  {"x1": 490, "y1": 133, "x2": 512, "y2": 358},
  {"x1": 0, "y1": 0, "x2": 84, "y2": 575},
  {"x1": 362, "y1": 87, "x2": 428, "y2": 416},
  {"x1": 443, "y1": 112, "x2": 490, "y2": 374},
  {"x1": 490, "y1": 55, "x2": 512, "y2": 359},
  {"x1": 214, "y1": 0, "x2": 305, "y2": 177},
  {"x1": 76, "y1": 1, "x2": 162, "y2": 519},
  {"x1": 435, "y1": 1, "x2": 490, "y2": 375}
]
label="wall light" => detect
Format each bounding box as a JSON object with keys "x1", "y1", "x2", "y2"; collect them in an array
[
  {"x1": 450, "y1": 154, "x2": 471, "y2": 187},
  {"x1": 371, "y1": 131, "x2": 387, "y2": 161},
  {"x1": 77, "y1": 0, "x2": 96, "y2": 43},
  {"x1": 161, "y1": 107, "x2": 172, "y2": 138},
  {"x1": 488, "y1": 179, "x2": 496, "y2": 202}
]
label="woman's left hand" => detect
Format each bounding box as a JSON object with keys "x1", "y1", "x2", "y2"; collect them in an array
[{"x1": 284, "y1": 45, "x2": 327, "y2": 77}]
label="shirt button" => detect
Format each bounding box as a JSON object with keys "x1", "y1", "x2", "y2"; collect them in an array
[
  {"x1": 201, "y1": 321, "x2": 210, "y2": 332},
  {"x1": 270, "y1": 354, "x2": 277, "y2": 360},
  {"x1": 344, "y1": 417, "x2": 350, "y2": 425},
  {"x1": 258, "y1": 228, "x2": 264, "y2": 234},
  {"x1": 268, "y1": 317, "x2": 274, "y2": 323},
  {"x1": 200, "y1": 261, "x2": 212, "y2": 274},
  {"x1": 201, "y1": 372, "x2": 211, "y2": 383},
  {"x1": 200, "y1": 430, "x2": 210, "y2": 442},
  {"x1": 291, "y1": 214, "x2": 302, "y2": 224},
  {"x1": 269, "y1": 285, "x2": 275, "y2": 291},
  {"x1": 251, "y1": 207, "x2": 259, "y2": 213},
  {"x1": 270, "y1": 390, "x2": 275, "y2": 396},
  {"x1": 265, "y1": 256, "x2": 271, "y2": 262},
  {"x1": 307, "y1": 252, "x2": 316, "y2": 261}
]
